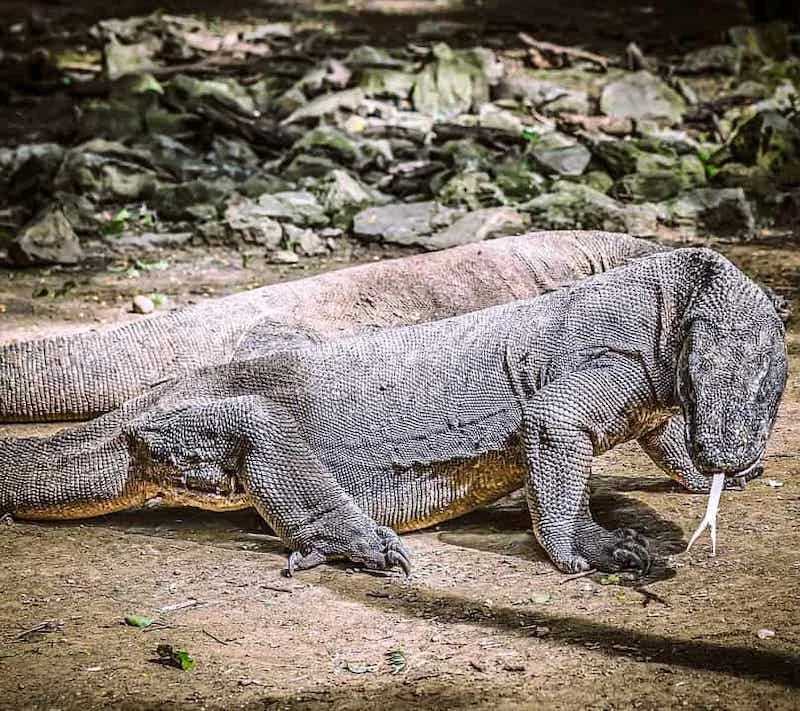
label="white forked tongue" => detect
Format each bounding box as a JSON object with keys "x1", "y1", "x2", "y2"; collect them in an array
[{"x1": 686, "y1": 473, "x2": 725, "y2": 556}]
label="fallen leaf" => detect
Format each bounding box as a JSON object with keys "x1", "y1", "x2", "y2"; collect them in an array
[
  {"x1": 124, "y1": 615, "x2": 153, "y2": 629},
  {"x1": 757, "y1": 628, "x2": 775, "y2": 639},
  {"x1": 343, "y1": 660, "x2": 378, "y2": 674}
]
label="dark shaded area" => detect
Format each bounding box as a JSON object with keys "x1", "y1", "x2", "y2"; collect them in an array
[{"x1": 321, "y1": 570, "x2": 800, "y2": 689}]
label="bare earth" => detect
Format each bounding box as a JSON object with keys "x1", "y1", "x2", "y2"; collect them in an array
[{"x1": 0, "y1": 240, "x2": 799, "y2": 710}]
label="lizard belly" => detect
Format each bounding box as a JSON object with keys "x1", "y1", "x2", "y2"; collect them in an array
[{"x1": 352, "y1": 439, "x2": 527, "y2": 532}]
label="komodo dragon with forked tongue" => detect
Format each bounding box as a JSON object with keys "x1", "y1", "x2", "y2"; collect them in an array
[
  {"x1": 0, "y1": 249, "x2": 787, "y2": 575},
  {"x1": 0, "y1": 230, "x2": 786, "y2": 493}
]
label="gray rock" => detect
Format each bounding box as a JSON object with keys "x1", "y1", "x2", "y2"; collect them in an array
[
  {"x1": 520, "y1": 182, "x2": 658, "y2": 235},
  {"x1": 728, "y1": 110, "x2": 800, "y2": 187},
  {"x1": 224, "y1": 200, "x2": 284, "y2": 249},
  {"x1": 131, "y1": 295, "x2": 155, "y2": 315},
  {"x1": 677, "y1": 45, "x2": 741, "y2": 74},
  {"x1": 612, "y1": 154, "x2": 706, "y2": 202},
  {"x1": 284, "y1": 224, "x2": 328, "y2": 256},
  {"x1": 166, "y1": 74, "x2": 257, "y2": 115},
  {"x1": 256, "y1": 191, "x2": 329, "y2": 227},
  {"x1": 12, "y1": 206, "x2": 83, "y2": 265},
  {"x1": 423, "y1": 207, "x2": 528, "y2": 251},
  {"x1": 493, "y1": 160, "x2": 548, "y2": 202},
  {"x1": 664, "y1": 187, "x2": 755, "y2": 238},
  {"x1": 267, "y1": 249, "x2": 300, "y2": 264},
  {"x1": 292, "y1": 126, "x2": 362, "y2": 165},
  {"x1": 152, "y1": 178, "x2": 234, "y2": 220},
  {"x1": 437, "y1": 170, "x2": 507, "y2": 210},
  {"x1": 353, "y1": 201, "x2": 463, "y2": 245},
  {"x1": 104, "y1": 36, "x2": 159, "y2": 80},
  {"x1": 78, "y1": 99, "x2": 145, "y2": 140},
  {"x1": 412, "y1": 43, "x2": 489, "y2": 120},
  {"x1": 496, "y1": 71, "x2": 590, "y2": 115},
  {"x1": 531, "y1": 133, "x2": 591, "y2": 177},
  {"x1": 316, "y1": 169, "x2": 387, "y2": 228},
  {"x1": 281, "y1": 88, "x2": 365, "y2": 125},
  {"x1": 360, "y1": 69, "x2": 416, "y2": 100},
  {"x1": 600, "y1": 71, "x2": 685, "y2": 124},
  {"x1": 54, "y1": 139, "x2": 159, "y2": 204}
]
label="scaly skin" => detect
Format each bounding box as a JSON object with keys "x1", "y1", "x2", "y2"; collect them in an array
[
  {"x1": 0, "y1": 249, "x2": 787, "y2": 575},
  {"x1": 1, "y1": 230, "x2": 663, "y2": 423}
]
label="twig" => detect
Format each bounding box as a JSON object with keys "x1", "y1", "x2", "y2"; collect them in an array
[
  {"x1": 157, "y1": 598, "x2": 203, "y2": 613},
  {"x1": 260, "y1": 583, "x2": 294, "y2": 593},
  {"x1": 518, "y1": 32, "x2": 609, "y2": 72},
  {"x1": 14, "y1": 619, "x2": 64, "y2": 640},
  {"x1": 202, "y1": 629, "x2": 228, "y2": 645},
  {"x1": 559, "y1": 569, "x2": 597, "y2": 584},
  {"x1": 634, "y1": 587, "x2": 671, "y2": 608}
]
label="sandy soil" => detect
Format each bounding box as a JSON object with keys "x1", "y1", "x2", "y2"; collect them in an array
[{"x1": 0, "y1": 238, "x2": 799, "y2": 711}]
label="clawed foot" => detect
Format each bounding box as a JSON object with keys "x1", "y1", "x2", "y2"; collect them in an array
[
  {"x1": 564, "y1": 527, "x2": 652, "y2": 576},
  {"x1": 286, "y1": 525, "x2": 412, "y2": 577}
]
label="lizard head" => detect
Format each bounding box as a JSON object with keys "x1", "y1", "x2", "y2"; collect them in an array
[{"x1": 676, "y1": 254, "x2": 788, "y2": 480}]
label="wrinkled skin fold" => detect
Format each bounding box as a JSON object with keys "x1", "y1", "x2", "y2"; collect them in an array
[{"x1": 0, "y1": 248, "x2": 788, "y2": 576}]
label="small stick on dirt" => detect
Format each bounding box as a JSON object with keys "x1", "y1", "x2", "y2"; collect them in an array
[
  {"x1": 202, "y1": 629, "x2": 228, "y2": 645},
  {"x1": 260, "y1": 584, "x2": 294, "y2": 593},
  {"x1": 559, "y1": 569, "x2": 597, "y2": 584},
  {"x1": 634, "y1": 587, "x2": 671, "y2": 608},
  {"x1": 518, "y1": 32, "x2": 609, "y2": 71},
  {"x1": 157, "y1": 599, "x2": 203, "y2": 613},
  {"x1": 14, "y1": 619, "x2": 64, "y2": 640}
]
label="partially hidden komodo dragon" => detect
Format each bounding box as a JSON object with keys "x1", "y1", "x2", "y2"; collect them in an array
[
  {"x1": 0, "y1": 248, "x2": 787, "y2": 575},
  {"x1": 2, "y1": 230, "x2": 663, "y2": 424}
]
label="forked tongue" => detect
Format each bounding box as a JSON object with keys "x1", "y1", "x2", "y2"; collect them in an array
[{"x1": 686, "y1": 473, "x2": 725, "y2": 556}]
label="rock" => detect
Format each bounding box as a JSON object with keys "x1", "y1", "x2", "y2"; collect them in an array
[
  {"x1": 600, "y1": 71, "x2": 685, "y2": 124},
  {"x1": 423, "y1": 207, "x2": 528, "y2": 251},
  {"x1": 493, "y1": 160, "x2": 547, "y2": 202},
  {"x1": 496, "y1": 70, "x2": 591, "y2": 115},
  {"x1": 284, "y1": 224, "x2": 328, "y2": 256},
  {"x1": 728, "y1": 110, "x2": 800, "y2": 186},
  {"x1": 104, "y1": 36, "x2": 159, "y2": 80},
  {"x1": 612, "y1": 154, "x2": 706, "y2": 202},
  {"x1": 438, "y1": 139, "x2": 494, "y2": 172},
  {"x1": 210, "y1": 136, "x2": 259, "y2": 168},
  {"x1": 345, "y1": 45, "x2": 406, "y2": 69},
  {"x1": 267, "y1": 249, "x2": 300, "y2": 264},
  {"x1": 316, "y1": 169, "x2": 387, "y2": 228},
  {"x1": 711, "y1": 162, "x2": 774, "y2": 199},
  {"x1": 292, "y1": 126, "x2": 362, "y2": 166},
  {"x1": 437, "y1": 170, "x2": 507, "y2": 210},
  {"x1": 12, "y1": 206, "x2": 83, "y2": 265},
  {"x1": 255, "y1": 191, "x2": 328, "y2": 227},
  {"x1": 530, "y1": 133, "x2": 591, "y2": 177},
  {"x1": 580, "y1": 170, "x2": 614, "y2": 194},
  {"x1": 281, "y1": 88, "x2": 365, "y2": 125},
  {"x1": 353, "y1": 201, "x2": 463, "y2": 245},
  {"x1": 520, "y1": 181, "x2": 658, "y2": 235},
  {"x1": 152, "y1": 178, "x2": 234, "y2": 220},
  {"x1": 664, "y1": 188, "x2": 755, "y2": 238},
  {"x1": 729, "y1": 22, "x2": 791, "y2": 61},
  {"x1": 677, "y1": 45, "x2": 742, "y2": 74},
  {"x1": 78, "y1": 100, "x2": 145, "y2": 140},
  {"x1": 3, "y1": 143, "x2": 65, "y2": 200},
  {"x1": 360, "y1": 69, "x2": 416, "y2": 100},
  {"x1": 224, "y1": 200, "x2": 284, "y2": 248},
  {"x1": 466, "y1": 47, "x2": 504, "y2": 87},
  {"x1": 131, "y1": 295, "x2": 155, "y2": 314},
  {"x1": 455, "y1": 103, "x2": 524, "y2": 135},
  {"x1": 54, "y1": 139, "x2": 159, "y2": 204},
  {"x1": 166, "y1": 74, "x2": 257, "y2": 115},
  {"x1": 411, "y1": 43, "x2": 489, "y2": 120}
]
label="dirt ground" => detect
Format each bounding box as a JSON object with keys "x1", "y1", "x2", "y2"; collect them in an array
[{"x1": 0, "y1": 236, "x2": 799, "y2": 711}]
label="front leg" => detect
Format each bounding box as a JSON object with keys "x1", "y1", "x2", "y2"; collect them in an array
[
  {"x1": 521, "y1": 365, "x2": 653, "y2": 575},
  {"x1": 638, "y1": 416, "x2": 761, "y2": 492}
]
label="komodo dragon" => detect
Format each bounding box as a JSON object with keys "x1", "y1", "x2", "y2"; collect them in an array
[
  {"x1": 0, "y1": 249, "x2": 787, "y2": 575},
  {"x1": 2, "y1": 230, "x2": 664, "y2": 424}
]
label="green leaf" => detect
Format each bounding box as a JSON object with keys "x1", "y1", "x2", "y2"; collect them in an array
[
  {"x1": 156, "y1": 644, "x2": 195, "y2": 671},
  {"x1": 150, "y1": 293, "x2": 168, "y2": 307},
  {"x1": 521, "y1": 127, "x2": 541, "y2": 144},
  {"x1": 125, "y1": 615, "x2": 153, "y2": 628},
  {"x1": 597, "y1": 574, "x2": 622, "y2": 585},
  {"x1": 133, "y1": 259, "x2": 169, "y2": 271}
]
